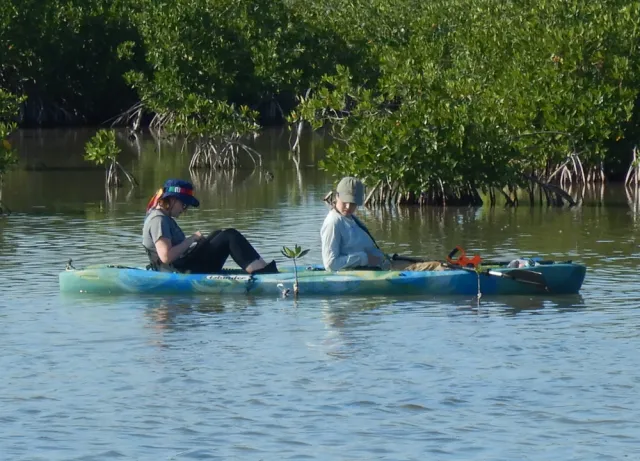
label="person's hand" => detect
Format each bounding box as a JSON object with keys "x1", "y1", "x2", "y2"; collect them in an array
[{"x1": 191, "y1": 231, "x2": 203, "y2": 243}]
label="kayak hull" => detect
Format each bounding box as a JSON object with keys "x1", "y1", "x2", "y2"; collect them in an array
[{"x1": 58, "y1": 263, "x2": 586, "y2": 296}]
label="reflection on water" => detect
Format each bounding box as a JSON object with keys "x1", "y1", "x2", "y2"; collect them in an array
[
  {"x1": 316, "y1": 297, "x2": 389, "y2": 360},
  {"x1": 2, "y1": 129, "x2": 640, "y2": 460},
  {"x1": 142, "y1": 296, "x2": 256, "y2": 333}
]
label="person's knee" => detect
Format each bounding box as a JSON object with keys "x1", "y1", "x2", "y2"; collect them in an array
[{"x1": 221, "y1": 228, "x2": 242, "y2": 239}]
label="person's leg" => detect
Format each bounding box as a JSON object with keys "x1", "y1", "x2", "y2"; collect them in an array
[
  {"x1": 245, "y1": 259, "x2": 267, "y2": 272},
  {"x1": 174, "y1": 229, "x2": 276, "y2": 274},
  {"x1": 205, "y1": 229, "x2": 276, "y2": 274},
  {"x1": 173, "y1": 246, "x2": 226, "y2": 274},
  {"x1": 173, "y1": 231, "x2": 225, "y2": 273}
]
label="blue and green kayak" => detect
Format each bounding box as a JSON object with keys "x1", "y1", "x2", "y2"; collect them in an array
[{"x1": 58, "y1": 262, "x2": 586, "y2": 296}]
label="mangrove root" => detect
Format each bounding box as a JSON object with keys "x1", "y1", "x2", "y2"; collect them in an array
[
  {"x1": 189, "y1": 135, "x2": 262, "y2": 172},
  {"x1": 625, "y1": 146, "x2": 639, "y2": 188},
  {"x1": 326, "y1": 180, "x2": 483, "y2": 207},
  {"x1": 109, "y1": 101, "x2": 145, "y2": 130},
  {"x1": 0, "y1": 200, "x2": 9, "y2": 215},
  {"x1": 524, "y1": 174, "x2": 576, "y2": 207},
  {"x1": 106, "y1": 160, "x2": 138, "y2": 189},
  {"x1": 547, "y1": 152, "x2": 589, "y2": 186}
]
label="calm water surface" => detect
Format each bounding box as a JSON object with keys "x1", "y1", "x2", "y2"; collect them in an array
[{"x1": 1, "y1": 129, "x2": 640, "y2": 460}]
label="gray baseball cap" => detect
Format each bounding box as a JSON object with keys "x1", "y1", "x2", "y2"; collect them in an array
[{"x1": 335, "y1": 177, "x2": 364, "y2": 206}]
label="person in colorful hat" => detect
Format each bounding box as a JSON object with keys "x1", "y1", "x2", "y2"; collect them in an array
[
  {"x1": 142, "y1": 179, "x2": 277, "y2": 274},
  {"x1": 320, "y1": 177, "x2": 390, "y2": 271}
]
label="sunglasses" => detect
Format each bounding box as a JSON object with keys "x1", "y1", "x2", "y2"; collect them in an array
[{"x1": 175, "y1": 199, "x2": 188, "y2": 211}]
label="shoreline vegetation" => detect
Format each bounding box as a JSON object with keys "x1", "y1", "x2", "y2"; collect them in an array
[{"x1": 1, "y1": 0, "x2": 640, "y2": 206}]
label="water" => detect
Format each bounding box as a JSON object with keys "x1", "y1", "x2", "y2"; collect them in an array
[{"x1": 1, "y1": 129, "x2": 640, "y2": 460}]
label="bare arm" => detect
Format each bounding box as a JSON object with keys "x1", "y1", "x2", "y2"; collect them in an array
[{"x1": 154, "y1": 233, "x2": 201, "y2": 264}]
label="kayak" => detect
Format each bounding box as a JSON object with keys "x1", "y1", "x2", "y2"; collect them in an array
[{"x1": 58, "y1": 262, "x2": 586, "y2": 296}]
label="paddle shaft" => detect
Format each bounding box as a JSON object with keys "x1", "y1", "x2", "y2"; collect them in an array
[
  {"x1": 392, "y1": 253, "x2": 510, "y2": 267},
  {"x1": 444, "y1": 263, "x2": 548, "y2": 290},
  {"x1": 391, "y1": 253, "x2": 557, "y2": 267},
  {"x1": 348, "y1": 218, "x2": 552, "y2": 283},
  {"x1": 349, "y1": 219, "x2": 508, "y2": 267},
  {"x1": 329, "y1": 216, "x2": 550, "y2": 290}
]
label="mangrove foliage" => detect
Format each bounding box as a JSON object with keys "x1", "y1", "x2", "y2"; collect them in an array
[
  {"x1": 84, "y1": 129, "x2": 138, "y2": 189},
  {"x1": 0, "y1": 89, "x2": 24, "y2": 213},
  {"x1": 2, "y1": 0, "x2": 640, "y2": 205}
]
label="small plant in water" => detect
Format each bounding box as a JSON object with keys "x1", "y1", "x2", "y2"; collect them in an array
[
  {"x1": 0, "y1": 126, "x2": 17, "y2": 215},
  {"x1": 0, "y1": 90, "x2": 24, "y2": 215},
  {"x1": 281, "y1": 245, "x2": 309, "y2": 297},
  {"x1": 84, "y1": 129, "x2": 137, "y2": 189}
]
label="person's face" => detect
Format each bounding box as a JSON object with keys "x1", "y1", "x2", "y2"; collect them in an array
[
  {"x1": 335, "y1": 197, "x2": 358, "y2": 216},
  {"x1": 170, "y1": 198, "x2": 188, "y2": 216}
]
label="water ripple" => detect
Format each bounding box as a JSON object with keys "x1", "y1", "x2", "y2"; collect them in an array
[{"x1": 3, "y1": 201, "x2": 640, "y2": 460}]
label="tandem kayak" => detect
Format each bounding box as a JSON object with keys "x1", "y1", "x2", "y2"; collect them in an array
[{"x1": 58, "y1": 262, "x2": 586, "y2": 296}]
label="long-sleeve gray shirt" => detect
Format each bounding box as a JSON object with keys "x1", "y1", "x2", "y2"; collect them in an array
[{"x1": 320, "y1": 209, "x2": 386, "y2": 271}]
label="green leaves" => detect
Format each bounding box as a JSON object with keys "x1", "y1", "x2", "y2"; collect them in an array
[
  {"x1": 1, "y1": 0, "x2": 144, "y2": 124},
  {"x1": 166, "y1": 95, "x2": 259, "y2": 140},
  {"x1": 0, "y1": 123, "x2": 18, "y2": 174},
  {"x1": 0, "y1": 89, "x2": 23, "y2": 175},
  {"x1": 84, "y1": 128, "x2": 137, "y2": 188},
  {"x1": 2, "y1": 0, "x2": 640, "y2": 189},
  {"x1": 294, "y1": 0, "x2": 640, "y2": 198},
  {"x1": 84, "y1": 129, "x2": 120, "y2": 166},
  {"x1": 281, "y1": 244, "x2": 308, "y2": 297},
  {"x1": 0, "y1": 90, "x2": 24, "y2": 120},
  {"x1": 281, "y1": 245, "x2": 309, "y2": 260}
]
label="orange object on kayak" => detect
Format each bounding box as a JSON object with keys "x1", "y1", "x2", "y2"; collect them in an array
[{"x1": 446, "y1": 246, "x2": 482, "y2": 268}]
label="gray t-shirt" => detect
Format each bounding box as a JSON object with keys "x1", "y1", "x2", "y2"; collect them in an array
[{"x1": 142, "y1": 209, "x2": 186, "y2": 256}]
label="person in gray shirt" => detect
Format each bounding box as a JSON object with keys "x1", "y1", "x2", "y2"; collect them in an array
[
  {"x1": 142, "y1": 179, "x2": 277, "y2": 274},
  {"x1": 320, "y1": 177, "x2": 390, "y2": 271}
]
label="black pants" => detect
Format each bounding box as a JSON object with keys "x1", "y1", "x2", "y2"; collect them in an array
[{"x1": 173, "y1": 228, "x2": 261, "y2": 274}]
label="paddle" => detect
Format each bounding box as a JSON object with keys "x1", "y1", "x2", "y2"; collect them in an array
[
  {"x1": 391, "y1": 253, "x2": 511, "y2": 267},
  {"x1": 350, "y1": 216, "x2": 550, "y2": 290},
  {"x1": 391, "y1": 250, "x2": 550, "y2": 290},
  {"x1": 392, "y1": 253, "x2": 560, "y2": 270},
  {"x1": 448, "y1": 263, "x2": 549, "y2": 290}
]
